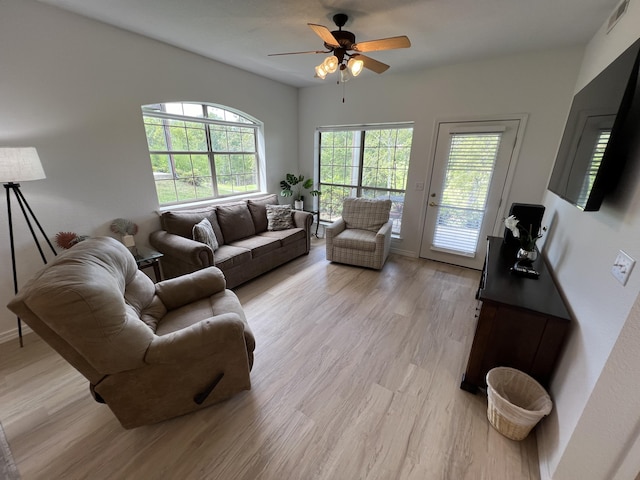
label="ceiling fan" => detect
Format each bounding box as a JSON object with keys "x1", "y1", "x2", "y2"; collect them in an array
[{"x1": 269, "y1": 13, "x2": 411, "y2": 80}]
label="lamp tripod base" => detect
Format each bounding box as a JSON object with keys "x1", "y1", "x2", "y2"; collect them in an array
[{"x1": 4, "y1": 182, "x2": 57, "y2": 347}]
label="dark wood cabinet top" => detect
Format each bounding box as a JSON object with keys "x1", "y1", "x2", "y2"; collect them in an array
[{"x1": 478, "y1": 236, "x2": 571, "y2": 321}]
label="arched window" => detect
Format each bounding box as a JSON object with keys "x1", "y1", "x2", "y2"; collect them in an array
[{"x1": 142, "y1": 102, "x2": 263, "y2": 206}]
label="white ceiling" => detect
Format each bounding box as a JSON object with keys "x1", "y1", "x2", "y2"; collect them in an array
[{"x1": 37, "y1": 0, "x2": 620, "y2": 88}]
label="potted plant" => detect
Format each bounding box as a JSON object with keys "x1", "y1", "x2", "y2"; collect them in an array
[{"x1": 280, "y1": 173, "x2": 321, "y2": 210}]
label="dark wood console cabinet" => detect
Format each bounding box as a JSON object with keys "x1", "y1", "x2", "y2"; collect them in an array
[{"x1": 460, "y1": 236, "x2": 571, "y2": 394}]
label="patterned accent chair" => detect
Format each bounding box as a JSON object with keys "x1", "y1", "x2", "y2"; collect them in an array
[
  {"x1": 325, "y1": 197, "x2": 393, "y2": 270},
  {"x1": 7, "y1": 236, "x2": 255, "y2": 429}
]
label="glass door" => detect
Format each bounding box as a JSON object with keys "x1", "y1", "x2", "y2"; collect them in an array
[{"x1": 420, "y1": 120, "x2": 520, "y2": 269}]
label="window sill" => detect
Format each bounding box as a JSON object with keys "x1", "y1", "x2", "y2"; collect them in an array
[{"x1": 157, "y1": 192, "x2": 272, "y2": 213}]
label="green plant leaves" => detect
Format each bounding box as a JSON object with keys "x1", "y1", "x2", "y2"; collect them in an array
[{"x1": 280, "y1": 173, "x2": 320, "y2": 199}]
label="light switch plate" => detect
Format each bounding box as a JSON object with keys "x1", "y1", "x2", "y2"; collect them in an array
[{"x1": 612, "y1": 250, "x2": 635, "y2": 286}]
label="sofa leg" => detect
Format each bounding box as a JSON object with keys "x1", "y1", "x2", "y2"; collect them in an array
[{"x1": 193, "y1": 372, "x2": 225, "y2": 405}]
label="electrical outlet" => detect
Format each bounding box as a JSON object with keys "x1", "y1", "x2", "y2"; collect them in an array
[
  {"x1": 611, "y1": 250, "x2": 635, "y2": 286},
  {"x1": 415, "y1": 182, "x2": 425, "y2": 191}
]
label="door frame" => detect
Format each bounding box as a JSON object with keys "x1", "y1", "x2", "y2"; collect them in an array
[{"x1": 417, "y1": 113, "x2": 529, "y2": 265}]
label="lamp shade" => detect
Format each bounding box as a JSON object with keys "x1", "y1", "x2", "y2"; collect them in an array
[
  {"x1": 340, "y1": 68, "x2": 351, "y2": 83},
  {"x1": 323, "y1": 55, "x2": 339, "y2": 74},
  {"x1": 315, "y1": 64, "x2": 328, "y2": 79},
  {"x1": 0, "y1": 147, "x2": 46, "y2": 182},
  {"x1": 348, "y1": 58, "x2": 364, "y2": 77}
]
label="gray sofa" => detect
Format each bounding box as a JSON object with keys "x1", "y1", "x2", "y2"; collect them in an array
[{"x1": 150, "y1": 194, "x2": 313, "y2": 288}]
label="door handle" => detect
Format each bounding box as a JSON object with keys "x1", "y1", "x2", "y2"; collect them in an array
[{"x1": 429, "y1": 202, "x2": 439, "y2": 207}]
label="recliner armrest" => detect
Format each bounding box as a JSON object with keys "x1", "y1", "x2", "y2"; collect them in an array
[
  {"x1": 155, "y1": 267, "x2": 226, "y2": 310},
  {"x1": 145, "y1": 312, "x2": 247, "y2": 364},
  {"x1": 149, "y1": 230, "x2": 213, "y2": 268}
]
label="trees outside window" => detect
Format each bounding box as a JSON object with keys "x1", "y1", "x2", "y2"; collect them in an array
[
  {"x1": 318, "y1": 126, "x2": 413, "y2": 235},
  {"x1": 142, "y1": 102, "x2": 262, "y2": 205}
]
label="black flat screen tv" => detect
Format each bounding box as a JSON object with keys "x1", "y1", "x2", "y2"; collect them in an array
[{"x1": 548, "y1": 38, "x2": 640, "y2": 211}]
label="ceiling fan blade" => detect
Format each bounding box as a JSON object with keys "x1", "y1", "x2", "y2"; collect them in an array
[
  {"x1": 352, "y1": 35, "x2": 411, "y2": 52},
  {"x1": 356, "y1": 54, "x2": 390, "y2": 74},
  {"x1": 308, "y1": 23, "x2": 340, "y2": 48},
  {"x1": 268, "y1": 50, "x2": 328, "y2": 56}
]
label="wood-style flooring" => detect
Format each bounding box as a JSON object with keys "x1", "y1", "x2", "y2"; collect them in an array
[{"x1": 0, "y1": 238, "x2": 540, "y2": 479}]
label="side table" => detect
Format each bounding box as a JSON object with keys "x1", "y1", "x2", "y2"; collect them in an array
[{"x1": 133, "y1": 247, "x2": 163, "y2": 282}]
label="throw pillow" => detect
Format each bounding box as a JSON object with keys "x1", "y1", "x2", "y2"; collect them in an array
[
  {"x1": 266, "y1": 204, "x2": 294, "y2": 231},
  {"x1": 192, "y1": 218, "x2": 219, "y2": 251}
]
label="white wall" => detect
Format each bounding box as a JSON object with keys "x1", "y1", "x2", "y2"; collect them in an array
[
  {"x1": 538, "y1": 1, "x2": 640, "y2": 478},
  {"x1": 298, "y1": 48, "x2": 583, "y2": 257},
  {"x1": 0, "y1": 0, "x2": 299, "y2": 341},
  {"x1": 5, "y1": 1, "x2": 636, "y2": 476}
]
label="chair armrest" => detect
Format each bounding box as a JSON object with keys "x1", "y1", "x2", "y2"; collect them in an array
[
  {"x1": 149, "y1": 230, "x2": 213, "y2": 269},
  {"x1": 376, "y1": 220, "x2": 393, "y2": 263},
  {"x1": 325, "y1": 218, "x2": 346, "y2": 240},
  {"x1": 376, "y1": 220, "x2": 393, "y2": 238},
  {"x1": 155, "y1": 267, "x2": 226, "y2": 311},
  {"x1": 145, "y1": 312, "x2": 247, "y2": 364}
]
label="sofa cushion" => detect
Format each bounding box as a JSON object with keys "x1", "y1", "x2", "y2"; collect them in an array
[
  {"x1": 247, "y1": 194, "x2": 279, "y2": 233},
  {"x1": 160, "y1": 207, "x2": 225, "y2": 245},
  {"x1": 332, "y1": 229, "x2": 378, "y2": 252},
  {"x1": 342, "y1": 198, "x2": 392, "y2": 232},
  {"x1": 258, "y1": 228, "x2": 306, "y2": 246},
  {"x1": 216, "y1": 203, "x2": 256, "y2": 242},
  {"x1": 266, "y1": 204, "x2": 294, "y2": 231},
  {"x1": 192, "y1": 218, "x2": 219, "y2": 252},
  {"x1": 213, "y1": 244, "x2": 252, "y2": 270},
  {"x1": 230, "y1": 235, "x2": 281, "y2": 259}
]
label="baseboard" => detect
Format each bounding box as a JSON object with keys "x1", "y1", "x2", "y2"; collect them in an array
[
  {"x1": 0, "y1": 323, "x2": 33, "y2": 345},
  {"x1": 390, "y1": 247, "x2": 418, "y2": 257},
  {"x1": 536, "y1": 421, "x2": 553, "y2": 480}
]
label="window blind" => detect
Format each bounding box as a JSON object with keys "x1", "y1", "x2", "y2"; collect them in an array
[
  {"x1": 432, "y1": 132, "x2": 502, "y2": 256},
  {"x1": 577, "y1": 129, "x2": 610, "y2": 208}
]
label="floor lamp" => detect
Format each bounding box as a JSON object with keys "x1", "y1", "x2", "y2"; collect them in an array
[{"x1": 0, "y1": 147, "x2": 57, "y2": 347}]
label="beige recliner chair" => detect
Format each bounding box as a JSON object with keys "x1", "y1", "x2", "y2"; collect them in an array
[
  {"x1": 325, "y1": 197, "x2": 393, "y2": 270},
  {"x1": 7, "y1": 236, "x2": 255, "y2": 429}
]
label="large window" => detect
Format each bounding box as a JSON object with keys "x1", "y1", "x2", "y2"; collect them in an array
[
  {"x1": 318, "y1": 125, "x2": 413, "y2": 235},
  {"x1": 142, "y1": 102, "x2": 262, "y2": 206}
]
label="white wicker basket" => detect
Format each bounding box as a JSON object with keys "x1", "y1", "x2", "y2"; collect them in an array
[{"x1": 486, "y1": 367, "x2": 553, "y2": 441}]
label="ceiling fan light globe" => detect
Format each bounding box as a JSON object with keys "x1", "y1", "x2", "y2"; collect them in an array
[
  {"x1": 348, "y1": 58, "x2": 364, "y2": 77},
  {"x1": 323, "y1": 55, "x2": 339, "y2": 73},
  {"x1": 340, "y1": 68, "x2": 351, "y2": 83},
  {"x1": 315, "y1": 64, "x2": 328, "y2": 79}
]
